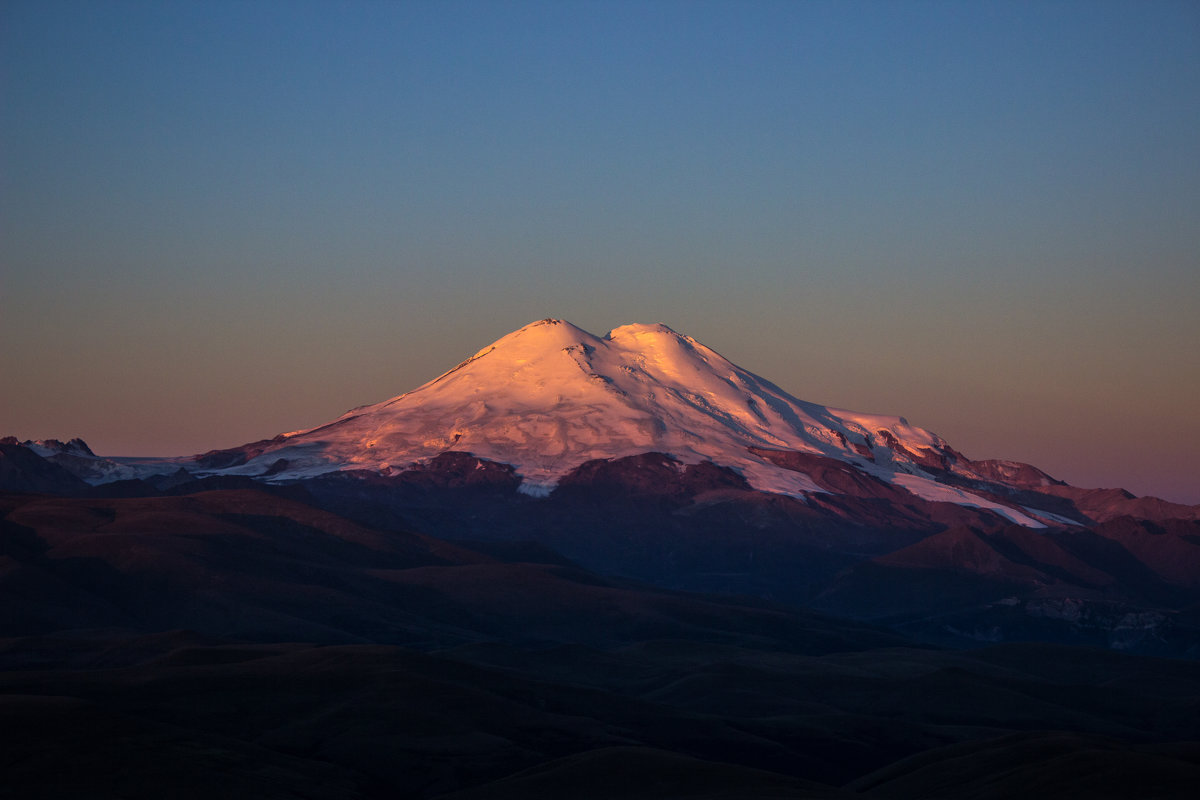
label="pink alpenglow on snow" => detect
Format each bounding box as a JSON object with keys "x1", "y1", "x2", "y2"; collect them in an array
[{"x1": 199, "y1": 319, "x2": 1047, "y2": 525}]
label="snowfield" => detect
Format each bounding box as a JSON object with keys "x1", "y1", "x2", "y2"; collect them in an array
[{"x1": 200, "y1": 318, "x2": 1046, "y2": 526}]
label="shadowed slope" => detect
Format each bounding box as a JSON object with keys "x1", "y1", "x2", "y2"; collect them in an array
[{"x1": 0, "y1": 488, "x2": 910, "y2": 652}]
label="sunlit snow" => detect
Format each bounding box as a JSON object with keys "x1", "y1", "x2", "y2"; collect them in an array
[
  {"x1": 202, "y1": 319, "x2": 1044, "y2": 526},
  {"x1": 891, "y1": 474, "x2": 1046, "y2": 528}
]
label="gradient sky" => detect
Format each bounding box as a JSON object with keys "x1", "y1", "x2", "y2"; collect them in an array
[{"x1": 3, "y1": 0, "x2": 1198, "y2": 503}]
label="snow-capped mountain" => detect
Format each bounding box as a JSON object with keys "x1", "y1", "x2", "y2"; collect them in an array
[
  {"x1": 6, "y1": 319, "x2": 1199, "y2": 654},
  {"x1": 192, "y1": 319, "x2": 1053, "y2": 526},
  {"x1": 0, "y1": 436, "x2": 183, "y2": 485}
]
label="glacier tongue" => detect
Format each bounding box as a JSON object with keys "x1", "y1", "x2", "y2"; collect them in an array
[{"x1": 207, "y1": 318, "x2": 1042, "y2": 526}]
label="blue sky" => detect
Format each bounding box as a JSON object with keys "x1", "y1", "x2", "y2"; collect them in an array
[{"x1": 3, "y1": 0, "x2": 1199, "y2": 502}]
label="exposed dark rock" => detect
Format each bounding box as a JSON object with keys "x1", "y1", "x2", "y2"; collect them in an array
[
  {"x1": 556, "y1": 452, "x2": 750, "y2": 498},
  {"x1": 0, "y1": 443, "x2": 89, "y2": 495},
  {"x1": 146, "y1": 468, "x2": 197, "y2": 491},
  {"x1": 966, "y1": 458, "x2": 1064, "y2": 488},
  {"x1": 193, "y1": 435, "x2": 289, "y2": 469},
  {"x1": 395, "y1": 451, "x2": 522, "y2": 491}
]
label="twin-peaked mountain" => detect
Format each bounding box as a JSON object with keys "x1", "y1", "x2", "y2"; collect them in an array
[
  {"x1": 207, "y1": 318, "x2": 969, "y2": 496},
  {"x1": 173, "y1": 318, "x2": 1157, "y2": 527}
]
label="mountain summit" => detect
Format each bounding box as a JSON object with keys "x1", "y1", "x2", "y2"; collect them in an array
[{"x1": 196, "y1": 318, "x2": 1048, "y2": 524}]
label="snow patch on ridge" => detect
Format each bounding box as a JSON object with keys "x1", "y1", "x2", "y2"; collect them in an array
[
  {"x1": 516, "y1": 480, "x2": 555, "y2": 498},
  {"x1": 892, "y1": 473, "x2": 1046, "y2": 528}
]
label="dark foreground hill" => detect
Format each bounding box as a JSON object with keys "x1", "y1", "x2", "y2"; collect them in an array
[{"x1": 2, "y1": 488, "x2": 1199, "y2": 798}]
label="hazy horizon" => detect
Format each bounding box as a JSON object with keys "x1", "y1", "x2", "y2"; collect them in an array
[{"x1": 3, "y1": 1, "x2": 1198, "y2": 504}]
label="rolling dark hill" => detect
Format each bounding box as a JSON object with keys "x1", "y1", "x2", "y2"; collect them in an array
[{"x1": 3, "y1": 487, "x2": 1199, "y2": 798}]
